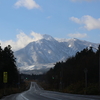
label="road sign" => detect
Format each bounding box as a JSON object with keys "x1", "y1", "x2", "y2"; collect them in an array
[{"x1": 3, "y1": 72, "x2": 7, "y2": 83}]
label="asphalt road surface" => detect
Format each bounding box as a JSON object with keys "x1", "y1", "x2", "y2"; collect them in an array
[{"x1": 1, "y1": 82, "x2": 100, "y2": 100}]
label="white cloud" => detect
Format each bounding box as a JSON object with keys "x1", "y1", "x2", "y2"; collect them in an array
[
  {"x1": 47, "y1": 16, "x2": 52, "y2": 19},
  {"x1": 14, "y1": 0, "x2": 40, "y2": 9},
  {"x1": 70, "y1": 17, "x2": 81, "y2": 23},
  {"x1": 68, "y1": 32, "x2": 87, "y2": 38},
  {"x1": 31, "y1": 31, "x2": 44, "y2": 41},
  {"x1": 0, "y1": 31, "x2": 43, "y2": 51},
  {"x1": 70, "y1": 15, "x2": 100, "y2": 30}
]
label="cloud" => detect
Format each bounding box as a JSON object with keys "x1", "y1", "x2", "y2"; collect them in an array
[
  {"x1": 47, "y1": 16, "x2": 52, "y2": 19},
  {"x1": 71, "y1": 0, "x2": 95, "y2": 2},
  {"x1": 70, "y1": 15, "x2": 100, "y2": 30},
  {"x1": 68, "y1": 32, "x2": 87, "y2": 38},
  {"x1": 0, "y1": 31, "x2": 43, "y2": 51},
  {"x1": 31, "y1": 31, "x2": 44, "y2": 41},
  {"x1": 14, "y1": 0, "x2": 40, "y2": 9}
]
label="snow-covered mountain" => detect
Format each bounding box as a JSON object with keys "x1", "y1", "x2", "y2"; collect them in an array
[{"x1": 15, "y1": 34, "x2": 99, "y2": 74}]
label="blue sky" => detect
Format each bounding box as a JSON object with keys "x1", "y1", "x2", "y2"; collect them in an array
[{"x1": 0, "y1": 0, "x2": 100, "y2": 50}]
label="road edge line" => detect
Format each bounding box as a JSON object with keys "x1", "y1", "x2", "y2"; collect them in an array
[{"x1": 21, "y1": 94, "x2": 29, "y2": 100}]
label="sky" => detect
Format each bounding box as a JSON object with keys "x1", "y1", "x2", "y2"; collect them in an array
[{"x1": 0, "y1": 0, "x2": 100, "y2": 51}]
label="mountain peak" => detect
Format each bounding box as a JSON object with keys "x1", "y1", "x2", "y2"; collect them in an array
[
  {"x1": 31, "y1": 32, "x2": 54, "y2": 41},
  {"x1": 55, "y1": 38, "x2": 79, "y2": 43},
  {"x1": 42, "y1": 34, "x2": 55, "y2": 41},
  {"x1": 68, "y1": 38, "x2": 79, "y2": 41}
]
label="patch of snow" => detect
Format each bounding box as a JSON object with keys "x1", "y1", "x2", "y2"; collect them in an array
[
  {"x1": 68, "y1": 44, "x2": 72, "y2": 47},
  {"x1": 48, "y1": 50, "x2": 51, "y2": 54}
]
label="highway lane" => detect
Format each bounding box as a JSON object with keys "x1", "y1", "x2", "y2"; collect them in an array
[
  {"x1": 1, "y1": 82, "x2": 100, "y2": 100},
  {"x1": 1, "y1": 93, "x2": 20, "y2": 100}
]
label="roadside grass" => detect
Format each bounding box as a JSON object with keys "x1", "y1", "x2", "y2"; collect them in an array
[
  {"x1": 63, "y1": 82, "x2": 99, "y2": 95},
  {"x1": 37, "y1": 81, "x2": 50, "y2": 90},
  {"x1": 37, "y1": 81, "x2": 100, "y2": 95},
  {"x1": 0, "y1": 80, "x2": 31, "y2": 99}
]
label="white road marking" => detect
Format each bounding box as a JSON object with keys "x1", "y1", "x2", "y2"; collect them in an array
[
  {"x1": 21, "y1": 93, "x2": 29, "y2": 100},
  {"x1": 40, "y1": 93, "x2": 62, "y2": 100}
]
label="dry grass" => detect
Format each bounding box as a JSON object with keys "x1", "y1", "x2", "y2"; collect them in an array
[{"x1": 0, "y1": 80, "x2": 31, "y2": 99}]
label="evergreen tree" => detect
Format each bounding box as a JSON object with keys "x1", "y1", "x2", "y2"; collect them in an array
[
  {"x1": 44, "y1": 46, "x2": 100, "y2": 94},
  {"x1": 0, "y1": 46, "x2": 3, "y2": 87},
  {"x1": 2, "y1": 45, "x2": 19, "y2": 85},
  {"x1": 0, "y1": 45, "x2": 19, "y2": 87}
]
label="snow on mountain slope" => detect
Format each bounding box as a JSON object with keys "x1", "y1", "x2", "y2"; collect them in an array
[{"x1": 15, "y1": 34, "x2": 99, "y2": 74}]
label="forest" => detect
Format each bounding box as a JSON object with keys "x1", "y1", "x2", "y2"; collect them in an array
[
  {"x1": 0, "y1": 44, "x2": 100, "y2": 96},
  {"x1": 41, "y1": 45, "x2": 100, "y2": 95},
  {"x1": 16, "y1": 45, "x2": 100, "y2": 95},
  {"x1": 0, "y1": 45, "x2": 28, "y2": 98},
  {"x1": 0, "y1": 45, "x2": 19, "y2": 88}
]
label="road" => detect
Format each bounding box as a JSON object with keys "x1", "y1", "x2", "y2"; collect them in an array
[{"x1": 1, "y1": 82, "x2": 100, "y2": 100}]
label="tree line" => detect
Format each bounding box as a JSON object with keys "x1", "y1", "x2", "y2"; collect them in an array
[
  {"x1": 42, "y1": 45, "x2": 100, "y2": 94},
  {"x1": 0, "y1": 45, "x2": 19, "y2": 88},
  {"x1": 1, "y1": 44, "x2": 99, "y2": 94}
]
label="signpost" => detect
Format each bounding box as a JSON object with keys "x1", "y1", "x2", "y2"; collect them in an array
[
  {"x1": 3, "y1": 72, "x2": 7, "y2": 95},
  {"x1": 3, "y1": 72, "x2": 8, "y2": 83}
]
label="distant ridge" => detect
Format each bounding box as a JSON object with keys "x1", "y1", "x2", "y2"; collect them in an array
[{"x1": 14, "y1": 34, "x2": 99, "y2": 74}]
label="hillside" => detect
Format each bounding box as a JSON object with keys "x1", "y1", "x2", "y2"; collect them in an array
[{"x1": 14, "y1": 34, "x2": 99, "y2": 74}]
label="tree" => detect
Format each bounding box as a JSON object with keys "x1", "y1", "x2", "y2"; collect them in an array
[
  {"x1": 44, "y1": 46, "x2": 99, "y2": 93},
  {"x1": 0, "y1": 46, "x2": 3, "y2": 87},
  {"x1": 0, "y1": 45, "x2": 19, "y2": 86}
]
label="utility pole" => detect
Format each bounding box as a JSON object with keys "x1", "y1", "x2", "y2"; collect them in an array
[
  {"x1": 59, "y1": 64, "x2": 63, "y2": 91},
  {"x1": 18, "y1": 68, "x2": 20, "y2": 90},
  {"x1": 84, "y1": 68, "x2": 88, "y2": 94},
  {"x1": 59, "y1": 71, "x2": 62, "y2": 90}
]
